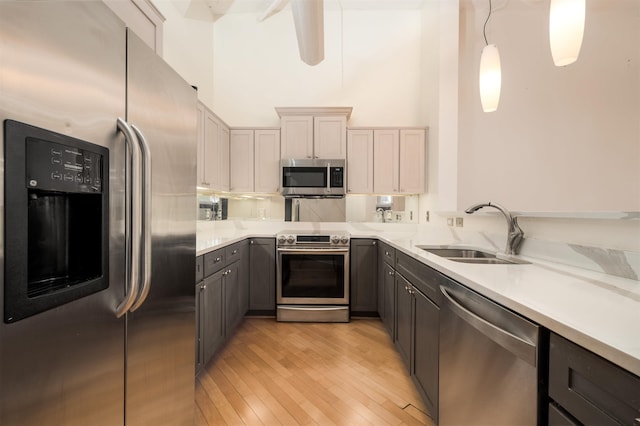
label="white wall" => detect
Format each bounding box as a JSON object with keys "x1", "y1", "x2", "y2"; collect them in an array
[
  {"x1": 153, "y1": 0, "x2": 639, "y2": 253},
  {"x1": 153, "y1": 0, "x2": 216, "y2": 107},
  {"x1": 211, "y1": 8, "x2": 427, "y2": 127},
  {"x1": 456, "y1": 0, "x2": 640, "y2": 212}
]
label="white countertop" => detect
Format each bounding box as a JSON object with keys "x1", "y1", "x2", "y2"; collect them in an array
[{"x1": 196, "y1": 221, "x2": 640, "y2": 377}]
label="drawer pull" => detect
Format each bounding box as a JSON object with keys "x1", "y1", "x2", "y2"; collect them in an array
[
  {"x1": 232, "y1": 249, "x2": 238, "y2": 255},
  {"x1": 214, "y1": 257, "x2": 221, "y2": 263}
]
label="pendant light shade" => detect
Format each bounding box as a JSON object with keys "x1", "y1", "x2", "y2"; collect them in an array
[
  {"x1": 479, "y1": 44, "x2": 501, "y2": 113},
  {"x1": 291, "y1": 0, "x2": 324, "y2": 66},
  {"x1": 549, "y1": 0, "x2": 585, "y2": 66}
]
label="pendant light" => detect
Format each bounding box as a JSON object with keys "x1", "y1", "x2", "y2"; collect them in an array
[
  {"x1": 291, "y1": 0, "x2": 324, "y2": 66},
  {"x1": 549, "y1": 0, "x2": 585, "y2": 66},
  {"x1": 479, "y1": 0, "x2": 501, "y2": 112}
]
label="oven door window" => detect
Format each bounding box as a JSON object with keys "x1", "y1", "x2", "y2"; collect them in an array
[
  {"x1": 281, "y1": 253, "x2": 345, "y2": 299},
  {"x1": 282, "y1": 167, "x2": 327, "y2": 188}
]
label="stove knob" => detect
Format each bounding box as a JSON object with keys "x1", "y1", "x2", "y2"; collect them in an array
[
  {"x1": 277, "y1": 235, "x2": 287, "y2": 245},
  {"x1": 331, "y1": 235, "x2": 340, "y2": 244},
  {"x1": 340, "y1": 236, "x2": 349, "y2": 244},
  {"x1": 286, "y1": 235, "x2": 296, "y2": 244}
]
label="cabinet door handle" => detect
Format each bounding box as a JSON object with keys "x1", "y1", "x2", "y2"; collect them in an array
[
  {"x1": 202, "y1": 285, "x2": 206, "y2": 290},
  {"x1": 385, "y1": 251, "x2": 390, "y2": 256},
  {"x1": 250, "y1": 240, "x2": 254, "y2": 244},
  {"x1": 215, "y1": 257, "x2": 221, "y2": 263},
  {"x1": 388, "y1": 271, "x2": 394, "y2": 276},
  {"x1": 232, "y1": 249, "x2": 238, "y2": 255},
  {"x1": 372, "y1": 241, "x2": 376, "y2": 245}
]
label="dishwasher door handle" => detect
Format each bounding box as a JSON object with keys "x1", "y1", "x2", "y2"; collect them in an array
[{"x1": 440, "y1": 285, "x2": 537, "y2": 367}]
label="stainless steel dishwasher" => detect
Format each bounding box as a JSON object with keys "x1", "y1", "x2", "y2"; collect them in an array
[{"x1": 439, "y1": 278, "x2": 540, "y2": 426}]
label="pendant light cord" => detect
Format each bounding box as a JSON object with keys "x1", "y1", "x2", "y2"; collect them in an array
[{"x1": 483, "y1": 0, "x2": 492, "y2": 46}]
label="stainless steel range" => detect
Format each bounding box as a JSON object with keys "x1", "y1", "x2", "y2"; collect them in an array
[{"x1": 276, "y1": 231, "x2": 350, "y2": 322}]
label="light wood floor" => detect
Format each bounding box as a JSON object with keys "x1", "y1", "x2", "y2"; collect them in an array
[{"x1": 195, "y1": 318, "x2": 434, "y2": 425}]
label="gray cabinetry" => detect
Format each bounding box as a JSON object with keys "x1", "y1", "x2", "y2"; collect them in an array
[
  {"x1": 549, "y1": 332, "x2": 640, "y2": 425},
  {"x1": 350, "y1": 239, "x2": 378, "y2": 314},
  {"x1": 413, "y1": 288, "x2": 439, "y2": 420},
  {"x1": 201, "y1": 269, "x2": 225, "y2": 366},
  {"x1": 224, "y1": 240, "x2": 248, "y2": 337},
  {"x1": 378, "y1": 242, "x2": 396, "y2": 337},
  {"x1": 195, "y1": 240, "x2": 250, "y2": 374},
  {"x1": 380, "y1": 247, "x2": 440, "y2": 422},
  {"x1": 395, "y1": 272, "x2": 412, "y2": 368},
  {"x1": 249, "y1": 238, "x2": 276, "y2": 313}
]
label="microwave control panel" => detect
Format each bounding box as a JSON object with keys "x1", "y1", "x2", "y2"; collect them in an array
[{"x1": 329, "y1": 167, "x2": 344, "y2": 188}]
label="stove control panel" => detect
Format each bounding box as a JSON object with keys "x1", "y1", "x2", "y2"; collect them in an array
[{"x1": 276, "y1": 233, "x2": 350, "y2": 247}]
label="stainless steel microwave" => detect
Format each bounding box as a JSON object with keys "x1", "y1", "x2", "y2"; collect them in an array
[{"x1": 280, "y1": 159, "x2": 345, "y2": 197}]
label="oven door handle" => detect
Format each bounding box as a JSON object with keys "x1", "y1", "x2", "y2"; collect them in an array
[{"x1": 277, "y1": 247, "x2": 350, "y2": 254}]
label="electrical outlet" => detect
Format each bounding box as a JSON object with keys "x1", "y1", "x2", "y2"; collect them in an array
[
  {"x1": 447, "y1": 217, "x2": 454, "y2": 227},
  {"x1": 425, "y1": 211, "x2": 430, "y2": 222},
  {"x1": 455, "y1": 217, "x2": 464, "y2": 227}
]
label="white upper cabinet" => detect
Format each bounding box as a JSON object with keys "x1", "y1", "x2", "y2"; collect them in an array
[
  {"x1": 347, "y1": 129, "x2": 374, "y2": 194},
  {"x1": 218, "y1": 125, "x2": 230, "y2": 191},
  {"x1": 398, "y1": 129, "x2": 426, "y2": 194},
  {"x1": 280, "y1": 115, "x2": 313, "y2": 159},
  {"x1": 277, "y1": 107, "x2": 351, "y2": 160},
  {"x1": 229, "y1": 128, "x2": 280, "y2": 193},
  {"x1": 196, "y1": 101, "x2": 229, "y2": 191},
  {"x1": 196, "y1": 102, "x2": 207, "y2": 187},
  {"x1": 313, "y1": 115, "x2": 347, "y2": 159},
  {"x1": 229, "y1": 129, "x2": 254, "y2": 193},
  {"x1": 254, "y1": 129, "x2": 281, "y2": 193},
  {"x1": 346, "y1": 127, "x2": 426, "y2": 195},
  {"x1": 104, "y1": 0, "x2": 164, "y2": 54},
  {"x1": 373, "y1": 129, "x2": 400, "y2": 194}
]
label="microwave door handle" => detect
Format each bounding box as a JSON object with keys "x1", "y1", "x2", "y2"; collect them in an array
[
  {"x1": 327, "y1": 163, "x2": 330, "y2": 193},
  {"x1": 115, "y1": 118, "x2": 141, "y2": 318},
  {"x1": 129, "y1": 124, "x2": 152, "y2": 312},
  {"x1": 294, "y1": 199, "x2": 300, "y2": 222}
]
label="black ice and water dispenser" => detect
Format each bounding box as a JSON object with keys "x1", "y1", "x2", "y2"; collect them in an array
[{"x1": 4, "y1": 120, "x2": 109, "y2": 322}]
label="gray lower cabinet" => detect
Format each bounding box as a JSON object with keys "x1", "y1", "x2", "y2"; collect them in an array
[
  {"x1": 413, "y1": 287, "x2": 439, "y2": 420},
  {"x1": 248, "y1": 238, "x2": 276, "y2": 313},
  {"x1": 350, "y1": 239, "x2": 378, "y2": 314},
  {"x1": 225, "y1": 241, "x2": 249, "y2": 336},
  {"x1": 381, "y1": 262, "x2": 396, "y2": 339},
  {"x1": 201, "y1": 269, "x2": 225, "y2": 366},
  {"x1": 548, "y1": 332, "x2": 640, "y2": 425},
  {"x1": 195, "y1": 240, "x2": 251, "y2": 375},
  {"x1": 395, "y1": 273, "x2": 413, "y2": 368},
  {"x1": 223, "y1": 261, "x2": 242, "y2": 337},
  {"x1": 378, "y1": 242, "x2": 396, "y2": 338},
  {"x1": 382, "y1": 247, "x2": 440, "y2": 423}
]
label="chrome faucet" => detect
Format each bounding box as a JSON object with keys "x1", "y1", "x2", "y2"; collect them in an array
[{"x1": 465, "y1": 202, "x2": 524, "y2": 255}]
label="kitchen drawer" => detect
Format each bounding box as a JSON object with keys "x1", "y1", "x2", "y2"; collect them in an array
[
  {"x1": 395, "y1": 251, "x2": 440, "y2": 306},
  {"x1": 204, "y1": 248, "x2": 225, "y2": 277},
  {"x1": 549, "y1": 333, "x2": 640, "y2": 426},
  {"x1": 196, "y1": 255, "x2": 204, "y2": 283},
  {"x1": 548, "y1": 403, "x2": 579, "y2": 426},
  {"x1": 378, "y1": 241, "x2": 396, "y2": 267},
  {"x1": 226, "y1": 240, "x2": 247, "y2": 265}
]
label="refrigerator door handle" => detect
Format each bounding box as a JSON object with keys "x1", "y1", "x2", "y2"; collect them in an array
[
  {"x1": 129, "y1": 124, "x2": 152, "y2": 312},
  {"x1": 115, "y1": 118, "x2": 142, "y2": 318}
]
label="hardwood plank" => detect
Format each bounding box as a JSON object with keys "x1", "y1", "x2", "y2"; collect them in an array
[{"x1": 195, "y1": 318, "x2": 435, "y2": 426}]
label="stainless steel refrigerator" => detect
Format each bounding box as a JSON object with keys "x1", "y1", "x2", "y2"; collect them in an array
[{"x1": 0, "y1": 2, "x2": 197, "y2": 425}]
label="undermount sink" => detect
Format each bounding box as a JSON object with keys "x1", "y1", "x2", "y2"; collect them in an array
[{"x1": 417, "y1": 246, "x2": 530, "y2": 265}]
